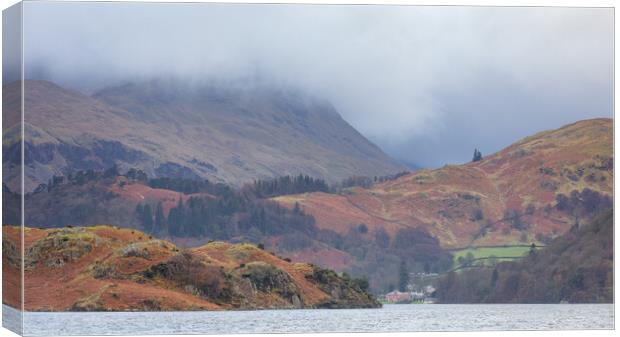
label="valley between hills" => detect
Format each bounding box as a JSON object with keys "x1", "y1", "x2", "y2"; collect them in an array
[{"x1": 2, "y1": 80, "x2": 613, "y2": 306}]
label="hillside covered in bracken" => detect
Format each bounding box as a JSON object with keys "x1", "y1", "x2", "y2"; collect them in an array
[
  {"x1": 274, "y1": 118, "x2": 613, "y2": 249},
  {"x1": 2, "y1": 226, "x2": 379, "y2": 311}
]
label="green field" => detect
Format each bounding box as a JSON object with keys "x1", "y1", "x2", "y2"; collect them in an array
[{"x1": 451, "y1": 246, "x2": 535, "y2": 269}]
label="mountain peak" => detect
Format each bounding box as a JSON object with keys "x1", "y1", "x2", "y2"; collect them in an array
[{"x1": 4, "y1": 79, "x2": 405, "y2": 191}]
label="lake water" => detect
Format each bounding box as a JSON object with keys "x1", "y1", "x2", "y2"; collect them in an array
[{"x1": 3, "y1": 304, "x2": 614, "y2": 336}]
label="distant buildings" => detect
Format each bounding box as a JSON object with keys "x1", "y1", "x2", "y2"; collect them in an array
[
  {"x1": 383, "y1": 290, "x2": 437, "y2": 304},
  {"x1": 382, "y1": 278, "x2": 438, "y2": 304},
  {"x1": 424, "y1": 285, "x2": 436, "y2": 295},
  {"x1": 385, "y1": 291, "x2": 412, "y2": 303}
]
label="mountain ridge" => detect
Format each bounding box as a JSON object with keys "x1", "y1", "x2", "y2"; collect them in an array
[{"x1": 2, "y1": 79, "x2": 405, "y2": 192}]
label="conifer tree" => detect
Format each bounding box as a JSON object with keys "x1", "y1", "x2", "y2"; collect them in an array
[
  {"x1": 142, "y1": 204, "x2": 153, "y2": 233},
  {"x1": 398, "y1": 261, "x2": 409, "y2": 292},
  {"x1": 154, "y1": 201, "x2": 166, "y2": 234},
  {"x1": 472, "y1": 148, "x2": 483, "y2": 162}
]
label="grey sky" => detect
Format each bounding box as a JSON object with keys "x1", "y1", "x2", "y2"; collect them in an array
[{"x1": 16, "y1": 2, "x2": 614, "y2": 168}]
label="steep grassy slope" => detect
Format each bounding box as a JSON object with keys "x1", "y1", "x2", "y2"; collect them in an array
[
  {"x1": 436, "y1": 210, "x2": 613, "y2": 303},
  {"x1": 2, "y1": 226, "x2": 379, "y2": 311},
  {"x1": 2, "y1": 80, "x2": 404, "y2": 192},
  {"x1": 274, "y1": 119, "x2": 613, "y2": 248}
]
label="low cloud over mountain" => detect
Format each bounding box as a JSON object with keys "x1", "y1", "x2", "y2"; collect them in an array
[{"x1": 13, "y1": 3, "x2": 613, "y2": 167}]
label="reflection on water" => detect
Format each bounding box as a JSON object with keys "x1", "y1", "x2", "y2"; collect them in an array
[{"x1": 3, "y1": 304, "x2": 613, "y2": 336}]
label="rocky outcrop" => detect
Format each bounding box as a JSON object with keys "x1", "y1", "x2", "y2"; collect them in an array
[
  {"x1": 306, "y1": 267, "x2": 381, "y2": 309},
  {"x1": 2, "y1": 225, "x2": 380, "y2": 311}
]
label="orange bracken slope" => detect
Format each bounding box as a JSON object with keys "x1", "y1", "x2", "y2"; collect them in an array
[
  {"x1": 2, "y1": 226, "x2": 379, "y2": 311},
  {"x1": 274, "y1": 118, "x2": 613, "y2": 249}
]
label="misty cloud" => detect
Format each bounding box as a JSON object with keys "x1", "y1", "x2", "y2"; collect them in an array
[{"x1": 16, "y1": 2, "x2": 614, "y2": 167}]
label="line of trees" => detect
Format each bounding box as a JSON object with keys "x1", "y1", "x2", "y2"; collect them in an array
[
  {"x1": 335, "y1": 171, "x2": 410, "y2": 190},
  {"x1": 245, "y1": 174, "x2": 329, "y2": 198},
  {"x1": 36, "y1": 165, "x2": 120, "y2": 192},
  {"x1": 35, "y1": 165, "x2": 414, "y2": 201},
  {"x1": 147, "y1": 177, "x2": 231, "y2": 195},
  {"x1": 135, "y1": 194, "x2": 318, "y2": 242}
]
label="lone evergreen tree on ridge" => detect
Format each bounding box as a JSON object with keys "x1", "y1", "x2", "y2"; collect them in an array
[{"x1": 472, "y1": 148, "x2": 483, "y2": 162}]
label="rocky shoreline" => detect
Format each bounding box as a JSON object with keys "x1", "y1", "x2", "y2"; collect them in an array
[{"x1": 2, "y1": 226, "x2": 380, "y2": 311}]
